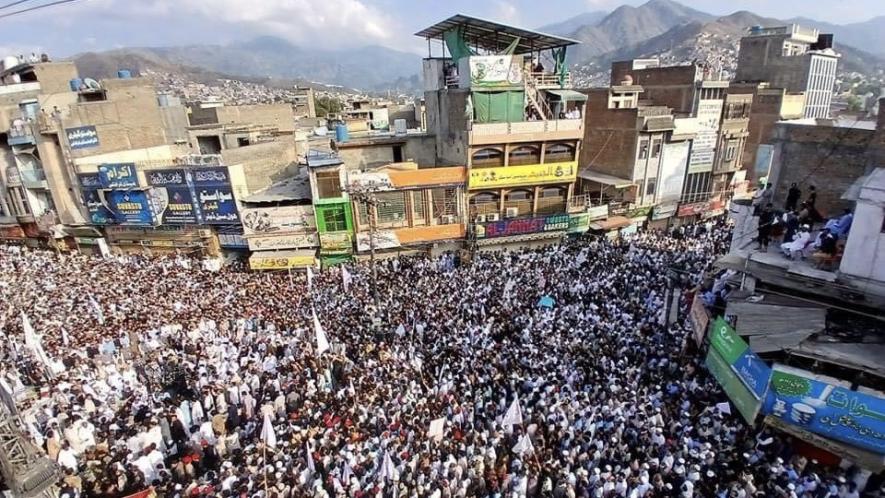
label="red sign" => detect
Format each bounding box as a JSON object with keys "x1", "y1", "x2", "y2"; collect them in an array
[
  {"x1": 0, "y1": 225, "x2": 25, "y2": 239},
  {"x1": 477, "y1": 214, "x2": 570, "y2": 239},
  {"x1": 677, "y1": 201, "x2": 710, "y2": 217}
]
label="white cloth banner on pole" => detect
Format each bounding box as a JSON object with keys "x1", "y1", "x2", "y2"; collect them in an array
[
  {"x1": 306, "y1": 266, "x2": 314, "y2": 290},
  {"x1": 306, "y1": 442, "x2": 316, "y2": 473},
  {"x1": 341, "y1": 266, "x2": 352, "y2": 292},
  {"x1": 313, "y1": 309, "x2": 330, "y2": 356},
  {"x1": 88, "y1": 295, "x2": 105, "y2": 325},
  {"x1": 260, "y1": 412, "x2": 277, "y2": 448},
  {"x1": 502, "y1": 395, "x2": 523, "y2": 427},
  {"x1": 21, "y1": 311, "x2": 54, "y2": 374},
  {"x1": 380, "y1": 451, "x2": 398, "y2": 481},
  {"x1": 715, "y1": 402, "x2": 732, "y2": 415},
  {"x1": 512, "y1": 433, "x2": 535, "y2": 455}
]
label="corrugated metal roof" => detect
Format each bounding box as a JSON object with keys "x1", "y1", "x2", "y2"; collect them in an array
[
  {"x1": 415, "y1": 14, "x2": 579, "y2": 54},
  {"x1": 242, "y1": 169, "x2": 312, "y2": 203}
]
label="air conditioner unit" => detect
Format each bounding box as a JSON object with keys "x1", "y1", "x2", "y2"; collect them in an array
[
  {"x1": 441, "y1": 215, "x2": 456, "y2": 224},
  {"x1": 474, "y1": 214, "x2": 487, "y2": 223},
  {"x1": 487, "y1": 213, "x2": 500, "y2": 222},
  {"x1": 505, "y1": 207, "x2": 519, "y2": 218}
]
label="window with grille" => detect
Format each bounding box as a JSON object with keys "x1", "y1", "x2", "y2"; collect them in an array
[
  {"x1": 316, "y1": 171, "x2": 342, "y2": 198},
  {"x1": 376, "y1": 191, "x2": 407, "y2": 226},
  {"x1": 544, "y1": 143, "x2": 576, "y2": 163},
  {"x1": 412, "y1": 190, "x2": 426, "y2": 225},
  {"x1": 322, "y1": 207, "x2": 347, "y2": 232},
  {"x1": 638, "y1": 140, "x2": 649, "y2": 159},
  {"x1": 472, "y1": 148, "x2": 504, "y2": 167},
  {"x1": 432, "y1": 188, "x2": 458, "y2": 219},
  {"x1": 508, "y1": 145, "x2": 541, "y2": 166}
]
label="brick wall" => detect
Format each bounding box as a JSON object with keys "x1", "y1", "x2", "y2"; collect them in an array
[{"x1": 580, "y1": 90, "x2": 639, "y2": 179}]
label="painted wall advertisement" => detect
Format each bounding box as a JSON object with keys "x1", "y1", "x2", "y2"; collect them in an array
[
  {"x1": 249, "y1": 253, "x2": 316, "y2": 271},
  {"x1": 568, "y1": 213, "x2": 591, "y2": 234},
  {"x1": 98, "y1": 163, "x2": 139, "y2": 188},
  {"x1": 466, "y1": 55, "x2": 523, "y2": 87},
  {"x1": 320, "y1": 232, "x2": 354, "y2": 253},
  {"x1": 468, "y1": 162, "x2": 577, "y2": 190},
  {"x1": 356, "y1": 230, "x2": 400, "y2": 252},
  {"x1": 192, "y1": 167, "x2": 240, "y2": 224},
  {"x1": 65, "y1": 125, "x2": 99, "y2": 150},
  {"x1": 241, "y1": 206, "x2": 316, "y2": 236},
  {"x1": 247, "y1": 233, "x2": 319, "y2": 251},
  {"x1": 146, "y1": 168, "x2": 202, "y2": 225},
  {"x1": 763, "y1": 367, "x2": 885, "y2": 455},
  {"x1": 476, "y1": 214, "x2": 570, "y2": 239}
]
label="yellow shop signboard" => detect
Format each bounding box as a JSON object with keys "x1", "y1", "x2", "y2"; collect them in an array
[{"x1": 468, "y1": 161, "x2": 578, "y2": 190}]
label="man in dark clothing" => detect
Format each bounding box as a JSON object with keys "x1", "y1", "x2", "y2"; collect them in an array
[
  {"x1": 757, "y1": 203, "x2": 776, "y2": 251},
  {"x1": 785, "y1": 183, "x2": 801, "y2": 211},
  {"x1": 781, "y1": 210, "x2": 799, "y2": 244},
  {"x1": 169, "y1": 413, "x2": 188, "y2": 457}
]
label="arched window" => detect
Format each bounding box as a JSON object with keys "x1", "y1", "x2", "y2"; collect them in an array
[
  {"x1": 537, "y1": 186, "x2": 566, "y2": 215},
  {"x1": 504, "y1": 189, "x2": 533, "y2": 216},
  {"x1": 470, "y1": 192, "x2": 500, "y2": 216},
  {"x1": 544, "y1": 143, "x2": 576, "y2": 163},
  {"x1": 508, "y1": 145, "x2": 541, "y2": 166},
  {"x1": 472, "y1": 148, "x2": 504, "y2": 167}
]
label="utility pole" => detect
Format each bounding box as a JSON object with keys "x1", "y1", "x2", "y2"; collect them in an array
[{"x1": 345, "y1": 179, "x2": 387, "y2": 307}]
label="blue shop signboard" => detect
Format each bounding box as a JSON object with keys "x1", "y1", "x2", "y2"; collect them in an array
[
  {"x1": 78, "y1": 173, "x2": 113, "y2": 225},
  {"x1": 66, "y1": 126, "x2": 99, "y2": 150},
  {"x1": 192, "y1": 166, "x2": 240, "y2": 224},
  {"x1": 146, "y1": 168, "x2": 202, "y2": 225},
  {"x1": 764, "y1": 368, "x2": 885, "y2": 455},
  {"x1": 98, "y1": 163, "x2": 139, "y2": 188},
  {"x1": 104, "y1": 189, "x2": 156, "y2": 226}
]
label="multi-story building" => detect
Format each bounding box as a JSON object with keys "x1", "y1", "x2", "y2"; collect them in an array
[
  {"x1": 735, "y1": 24, "x2": 839, "y2": 119},
  {"x1": 416, "y1": 15, "x2": 587, "y2": 250},
  {"x1": 578, "y1": 80, "x2": 694, "y2": 230},
  {"x1": 711, "y1": 92, "x2": 752, "y2": 198}
]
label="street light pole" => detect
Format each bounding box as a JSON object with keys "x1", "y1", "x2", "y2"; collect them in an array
[{"x1": 345, "y1": 180, "x2": 384, "y2": 307}]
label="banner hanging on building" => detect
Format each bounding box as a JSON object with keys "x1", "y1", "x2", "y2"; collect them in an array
[
  {"x1": 763, "y1": 367, "x2": 885, "y2": 455},
  {"x1": 191, "y1": 167, "x2": 240, "y2": 224},
  {"x1": 78, "y1": 173, "x2": 113, "y2": 224},
  {"x1": 468, "y1": 162, "x2": 577, "y2": 190},
  {"x1": 476, "y1": 214, "x2": 570, "y2": 239},
  {"x1": 468, "y1": 55, "x2": 523, "y2": 87},
  {"x1": 103, "y1": 189, "x2": 156, "y2": 226},
  {"x1": 241, "y1": 206, "x2": 316, "y2": 236},
  {"x1": 146, "y1": 169, "x2": 202, "y2": 225}
]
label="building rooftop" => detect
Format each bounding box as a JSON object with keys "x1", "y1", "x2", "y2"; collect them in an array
[
  {"x1": 241, "y1": 168, "x2": 312, "y2": 203},
  {"x1": 415, "y1": 14, "x2": 579, "y2": 54}
]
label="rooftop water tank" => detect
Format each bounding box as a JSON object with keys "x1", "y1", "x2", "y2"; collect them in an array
[
  {"x1": 335, "y1": 124, "x2": 349, "y2": 143},
  {"x1": 117, "y1": 69, "x2": 132, "y2": 79},
  {"x1": 2, "y1": 55, "x2": 19, "y2": 71},
  {"x1": 69, "y1": 78, "x2": 83, "y2": 92},
  {"x1": 393, "y1": 119, "x2": 407, "y2": 136}
]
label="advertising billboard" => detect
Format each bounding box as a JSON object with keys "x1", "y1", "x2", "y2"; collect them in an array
[
  {"x1": 709, "y1": 317, "x2": 772, "y2": 400},
  {"x1": 103, "y1": 190, "x2": 156, "y2": 226},
  {"x1": 241, "y1": 206, "x2": 316, "y2": 236},
  {"x1": 65, "y1": 126, "x2": 99, "y2": 150},
  {"x1": 476, "y1": 214, "x2": 570, "y2": 239},
  {"x1": 98, "y1": 163, "x2": 139, "y2": 188},
  {"x1": 706, "y1": 347, "x2": 762, "y2": 424},
  {"x1": 146, "y1": 169, "x2": 202, "y2": 225},
  {"x1": 763, "y1": 367, "x2": 885, "y2": 455},
  {"x1": 658, "y1": 141, "x2": 690, "y2": 204}
]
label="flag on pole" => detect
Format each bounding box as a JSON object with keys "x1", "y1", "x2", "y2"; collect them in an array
[
  {"x1": 342, "y1": 461, "x2": 353, "y2": 485},
  {"x1": 395, "y1": 324, "x2": 406, "y2": 337},
  {"x1": 379, "y1": 451, "x2": 398, "y2": 481},
  {"x1": 306, "y1": 442, "x2": 316, "y2": 473},
  {"x1": 512, "y1": 433, "x2": 535, "y2": 455},
  {"x1": 61, "y1": 327, "x2": 70, "y2": 346},
  {"x1": 313, "y1": 309, "x2": 330, "y2": 356},
  {"x1": 427, "y1": 417, "x2": 445, "y2": 441},
  {"x1": 21, "y1": 311, "x2": 53, "y2": 373},
  {"x1": 502, "y1": 395, "x2": 523, "y2": 427},
  {"x1": 715, "y1": 402, "x2": 732, "y2": 415},
  {"x1": 306, "y1": 266, "x2": 314, "y2": 290},
  {"x1": 503, "y1": 278, "x2": 515, "y2": 298},
  {"x1": 88, "y1": 295, "x2": 105, "y2": 324},
  {"x1": 260, "y1": 412, "x2": 277, "y2": 448},
  {"x1": 341, "y1": 266, "x2": 352, "y2": 292}
]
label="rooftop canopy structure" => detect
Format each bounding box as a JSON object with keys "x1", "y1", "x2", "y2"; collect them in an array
[{"x1": 415, "y1": 14, "x2": 579, "y2": 57}]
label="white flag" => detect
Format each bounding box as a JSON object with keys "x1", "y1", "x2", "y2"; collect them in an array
[
  {"x1": 21, "y1": 312, "x2": 53, "y2": 373},
  {"x1": 341, "y1": 266, "x2": 352, "y2": 292},
  {"x1": 342, "y1": 461, "x2": 354, "y2": 484},
  {"x1": 715, "y1": 402, "x2": 732, "y2": 415},
  {"x1": 260, "y1": 412, "x2": 277, "y2": 448},
  {"x1": 503, "y1": 278, "x2": 515, "y2": 297},
  {"x1": 61, "y1": 327, "x2": 70, "y2": 346},
  {"x1": 306, "y1": 266, "x2": 314, "y2": 290},
  {"x1": 512, "y1": 433, "x2": 535, "y2": 455},
  {"x1": 379, "y1": 451, "x2": 398, "y2": 481},
  {"x1": 306, "y1": 442, "x2": 316, "y2": 473},
  {"x1": 428, "y1": 417, "x2": 445, "y2": 441},
  {"x1": 395, "y1": 324, "x2": 406, "y2": 337},
  {"x1": 313, "y1": 309, "x2": 330, "y2": 356},
  {"x1": 88, "y1": 295, "x2": 105, "y2": 325},
  {"x1": 502, "y1": 395, "x2": 523, "y2": 427}
]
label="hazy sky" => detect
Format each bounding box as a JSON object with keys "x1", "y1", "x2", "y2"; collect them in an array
[{"x1": 2, "y1": 0, "x2": 884, "y2": 57}]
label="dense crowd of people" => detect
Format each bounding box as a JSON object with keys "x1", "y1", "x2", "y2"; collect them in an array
[{"x1": 0, "y1": 224, "x2": 877, "y2": 498}]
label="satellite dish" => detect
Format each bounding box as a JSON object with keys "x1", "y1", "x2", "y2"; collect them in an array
[{"x1": 83, "y1": 78, "x2": 101, "y2": 89}]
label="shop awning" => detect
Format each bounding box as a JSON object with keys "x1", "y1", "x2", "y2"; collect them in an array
[
  {"x1": 249, "y1": 249, "x2": 316, "y2": 271},
  {"x1": 588, "y1": 215, "x2": 631, "y2": 231},
  {"x1": 545, "y1": 89, "x2": 587, "y2": 102},
  {"x1": 578, "y1": 170, "x2": 634, "y2": 188}
]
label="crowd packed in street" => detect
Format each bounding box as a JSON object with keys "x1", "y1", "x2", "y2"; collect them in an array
[{"x1": 0, "y1": 224, "x2": 874, "y2": 498}]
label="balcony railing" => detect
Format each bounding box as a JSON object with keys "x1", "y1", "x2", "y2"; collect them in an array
[
  {"x1": 526, "y1": 71, "x2": 571, "y2": 89},
  {"x1": 470, "y1": 118, "x2": 582, "y2": 137},
  {"x1": 7, "y1": 122, "x2": 35, "y2": 145},
  {"x1": 470, "y1": 198, "x2": 567, "y2": 219}
]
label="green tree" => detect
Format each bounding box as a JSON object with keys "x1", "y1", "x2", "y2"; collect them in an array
[
  {"x1": 846, "y1": 95, "x2": 863, "y2": 112},
  {"x1": 316, "y1": 96, "x2": 343, "y2": 117}
]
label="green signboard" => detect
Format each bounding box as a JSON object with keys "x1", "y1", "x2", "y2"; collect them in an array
[
  {"x1": 568, "y1": 213, "x2": 591, "y2": 234},
  {"x1": 710, "y1": 317, "x2": 747, "y2": 364},
  {"x1": 705, "y1": 347, "x2": 761, "y2": 424}
]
